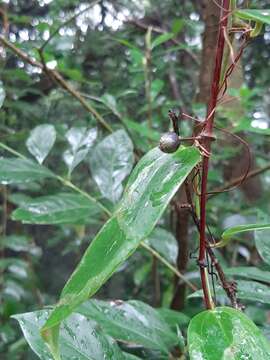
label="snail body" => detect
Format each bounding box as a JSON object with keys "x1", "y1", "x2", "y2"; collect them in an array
[{"x1": 159, "y1": 131, "x2": 180, "y2": 153}]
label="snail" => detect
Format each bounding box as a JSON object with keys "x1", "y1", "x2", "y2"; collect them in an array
[{"x1": 159, "y1": 131, "x2": 180, "y2": 153}]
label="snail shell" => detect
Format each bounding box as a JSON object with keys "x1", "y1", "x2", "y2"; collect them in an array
[{"x1": 159, "y1": 131, "x2": 180, "y2": 153}]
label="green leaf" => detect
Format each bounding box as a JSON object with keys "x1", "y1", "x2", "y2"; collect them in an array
[
  {"x1": 150, "y1": 79, "x2": 164, "y2": 100},
  {"x1": 89, "y1": 130, "x2": 134, "y2": 203},
  {"x1": 41, "y1": 145, "x2": 200, "y2": 357},
  {"x1": 0, "y1": 235, "x2": 41, "y2": 256},
  {"x1": 188, "y1": 306, "x2": 270, "y2": 360},
  {"x1": 158, "y1": 308, "x2": 190, "y2": 328},
  {"x1": 189, "y1": 280, "x2": 270, "y2": 305},
  {"x1": 77, "y1": 299, "x2": 180, "y2": 354},
  {"x1": 122, "y1": 118, "x2": 160, "y2": 142},
  {"x1": 145, "y1": 227, "x2": 178, "y2": 264},
  {"x1": 0, "y1": 80, "x2": 6, "y2": 108},
  {"x1": 0, "y1": 158, "x2": 54, "y2": 184},
  {"x1": 63, "y1": 127, "x2": 97, "y2": 176},
  {"x1": 12, "y1": 193, "x2": 100, "y2": 224},
  {"x1": 151, "y1": 33, "x2": 174, "y2": 49},
  {"x1": 26, "y1": 124, "x2": 56, "y2": 164},
  {"x1": 100, "y1": 93, "x2": 120, "y2": 117},
  {"x1": 214, "y1": 223, "x2": 270, "y2": 248},
  {"x1": 116, "y1": 146, "x2": 200, "y2": 240},
  {"x1": 255, "y1": 228, "x2": 270, "y2": 265},
  {"x1": 235, "y1": 9, "x2": 270, "y2": 25},
  {"x1": 13, "y1": 310, "x2": 125, "y2": 360},
  {"x1": 224, "y1": 267, "x2": 270, "y2": 284}
]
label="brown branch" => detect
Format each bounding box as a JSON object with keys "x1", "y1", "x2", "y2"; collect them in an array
[
  {"x1": 0, "y1": 35, "x2": 113, "y2": 133},
  {"x1": 210, "y1": 163, "x2": 270, "y2": 197}
]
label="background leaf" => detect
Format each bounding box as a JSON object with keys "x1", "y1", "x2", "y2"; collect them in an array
[
  {"x1": 12, "y1": 193, "x2": 100, "y2": 224},
  {"x1": 189, "y1": 280, "x2": 270, "y2": 305},
  {"x1": 26, "y1": 124, "x2": 56, "y2": 164},
  {"x1": 63, "y1": 127, "x2": 97, "y2": 176},
  {"x1": 214, "y1": 223, "x2": 270, "y2": 248},
  {"x1": 151, "y1": 33, "x2": 174, "y2": 49},
  {"x1": 13, "y1": 310, "x2": 125, "y2": 360},
  {"x1": 89, "y1": 129, "x2": 134, "y2": 203},
  {"x1": 0, "y1": 158, "x2": 54, "y2": 184},
  {"x1": 235, "y1": 9, "x2": 270, "y2": 25},
  {"x1": 0, "y1": 80, "x2": 6, "y2": 108},
  {"x1": 78, "y1": 299, "x2": 181, "y2": 354},
  {"x1": 145, "y1": 227, "x2": 178, "y2": 264}
]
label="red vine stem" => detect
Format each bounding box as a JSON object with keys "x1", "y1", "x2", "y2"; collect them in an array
[{"x1": 199, "y1": 0, "x2": 231, "y2": 309}]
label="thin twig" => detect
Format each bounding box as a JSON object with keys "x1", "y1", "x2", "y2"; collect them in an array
[
  {"x1": 141, "y1": 242, "x2": 197, "y2": 291},
  {"x1": 0, "y1": 35, "x2": 113, "y2": 133}
]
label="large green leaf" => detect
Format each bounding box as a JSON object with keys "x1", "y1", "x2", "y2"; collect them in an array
[
  {"x1": 26, "y1": 124, "x2": 56, "y2": 164},
  {"x1": 214, "y1": 223, "x2": 270, "y2": 248},
  {"x1": 0, "y1": 158, "x2": 54, "y2": 184},
  {"x1": 235, "y1": 9, "x2": 270, "y2": 25},
  {"x1": 13, "y1": 310, "x2": 125, "y2": 360},
  {"x1": 188, "y1": 306, "x2": 270, "y2": 360},
  {"x1": 63, "y1": 127, "x2": 97, "y2": 176},
  {"x1": 224, "y1": 267, "x2": 270, "y2": 284},
  {"x1": 12, "y1": 193, "x2": 100, "y2": 224},
  {"x1": 145, "y1": 227, "x2": 178, "y2": 264},
  {"x1": 41, "y1": 145, "x2": 200, "y2": 358},
  {"x1": 116, "y1": 146, "x2": 199, "y2": 240},
  {"x1": 89, "y1": 130, "x2": 134, "y2": 203},
  {"x1": 77, "y1": 299, "x2": 181, "y2": 354},
  {"x1": 189, "y1": 280, "x2": 270, "y2": 305}
]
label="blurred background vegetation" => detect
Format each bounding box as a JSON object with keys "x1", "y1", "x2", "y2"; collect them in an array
[{"x1": 0, "y1": 0, "x2": 270, "y2": 358}]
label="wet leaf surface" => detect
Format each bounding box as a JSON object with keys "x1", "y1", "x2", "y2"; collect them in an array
[
  {"x1": 0, "y1": 158, "x2": 54, "y2": 184},
  {"x1": 89, "y1": 130, "x2": 134, "y2": 203},
  {"x1": 41, "y1": 146, "x2": 200, "y2": 357},
  {"x1": 77, "y1": 299, "x2": 180, "y2": 354},
  {"x1": 13, "y1": 310, "x2": 125, "y2": 360},
  {"x1": 12, "y1": 193, "x2": 100, "y2": 224},
  {"x1": 188, "y1": 306, "x2": 270, "y2": 360},
  {"x1": 26, "y1": 124, "x2": 56, "y2": 164}
]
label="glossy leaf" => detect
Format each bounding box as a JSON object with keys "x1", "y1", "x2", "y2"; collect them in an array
[
  {"x1": 189, "y1": 280, "x2": 270, "y2": 305},
  {"x1": 26, "y1": 124, "x2": 56, "y2": 164},
  {"x1": 78, "y1": 299, "x2": 180, "y2": 354},
  {"x1": 13, "y1": 310, "x2": 125, "y2": 360},
  {"x1": 145, "y1": 227, "x2": 178, "y2": 264},
  {"x1": 0, "y1": 80, "x2": 6, "y2": 108},
  {"x1": 0, "y1": 157, "x2": 54, "y2": 184},
  {"x1": 224, "y1": 267, "x2": 270, "y2": 284},
  {"x1": 255, "y1": 228, "x2": 270, "y2": 265},
  {"x1": 151, "y1": 33, "x2": 174, "y2": 49},
  {"x1": 41, "y1": 146, "x2": 200, "y2": 357},
  {"x1": 89, "y1": 130, "x2": 134, "y2": 203},
  {"x1": 12, "y1": 193, "x2": 100, "y2": 224},
  {"x1": 188, "y1": 306, "x2": 270, "y2": 360},
  {"x1": 0, "y1": 235, "x2": 41, "y2": 256},
  {"x1": 63, "y1": 127, "x2": 97, "y2": 175},
  {"x1": 116, "y1": 146, "x2": 200, "y2": 240},
  {"x1": 235, "y1": 9, "x2": 270, "y2": 25},
  {"x1": 214, "y1": 223, "x2": 270, "y2": 248}
]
